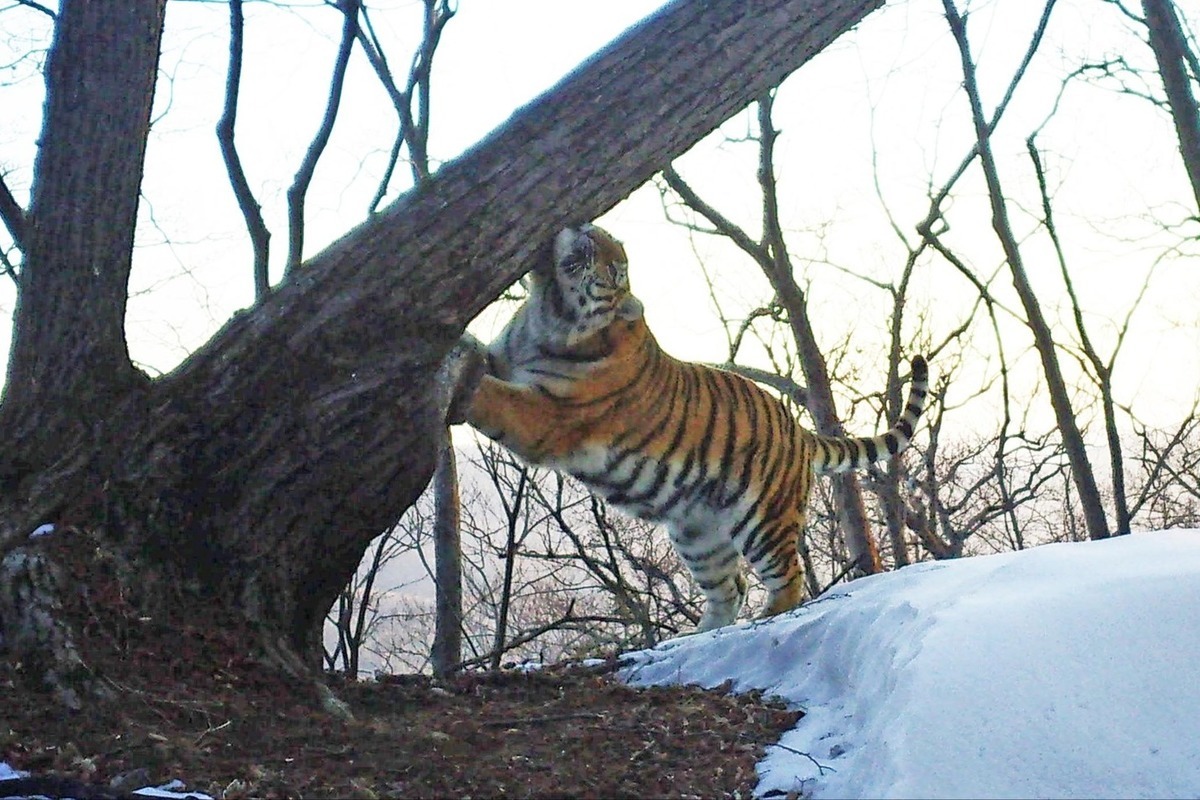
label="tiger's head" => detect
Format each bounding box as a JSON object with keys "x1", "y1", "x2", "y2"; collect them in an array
[{"x1": 529, "y1": 224, "x2": 644, "y2": 347}]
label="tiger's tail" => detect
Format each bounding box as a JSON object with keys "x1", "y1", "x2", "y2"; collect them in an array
[{"x1": 811, "y1": 355, "x2": 929, "y2": 474}]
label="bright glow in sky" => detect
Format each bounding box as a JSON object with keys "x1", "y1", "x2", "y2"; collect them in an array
[{"x1": 623, "y1": 529, "x2": 1200, "y2": 799}]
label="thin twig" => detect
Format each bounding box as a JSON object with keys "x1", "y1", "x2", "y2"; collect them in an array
[
  {"x1": 482, "y1": 711, "x2": 605, "y2": 727},
  {"x1": 761, "y1": 739, "x2": 837, "y2": 775},
  {"x1": 193, "y1": 719, "x2": 233, "y2": 746}
]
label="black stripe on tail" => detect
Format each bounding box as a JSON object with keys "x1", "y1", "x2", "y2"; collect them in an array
[{"x1": 814, "y1": 355, "x2": 929, "y2": 474}]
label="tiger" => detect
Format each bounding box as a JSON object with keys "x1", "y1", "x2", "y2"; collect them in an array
[{"x1": 453, "y1": 223, "x2": 929, "y2": 633}]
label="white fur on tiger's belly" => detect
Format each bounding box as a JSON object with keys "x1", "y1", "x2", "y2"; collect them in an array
[{"x1": 561, "y1": 444, "x2": 763, "y2": 546}]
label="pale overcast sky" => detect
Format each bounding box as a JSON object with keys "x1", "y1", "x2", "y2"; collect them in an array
[{"x1": 1, "y1": 0, "x2": 1198, "y2": 432}]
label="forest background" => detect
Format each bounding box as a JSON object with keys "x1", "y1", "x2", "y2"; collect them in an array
[{"x1": 1, "y1": 0, "x2": 1198, "y2": 679}]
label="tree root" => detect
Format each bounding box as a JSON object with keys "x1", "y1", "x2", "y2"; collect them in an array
[
  {"x1": 258, "y1": 631, "x2": 354, "y2": 721},
  {"x1": 0, "y1": 544, "x2": 109, "y2": 709}
]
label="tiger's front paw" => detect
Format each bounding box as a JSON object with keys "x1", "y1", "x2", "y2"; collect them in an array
[{"x1": 440, "y1": 334, "x2": 490, "y2": 426}]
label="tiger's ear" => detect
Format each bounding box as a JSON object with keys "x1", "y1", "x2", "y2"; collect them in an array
[
  {"x1": 616, "y1": 295, "x2": 644, "y2": 321},
  {"x1": 554, "y1": 226, "x2": 596, "y2": 269}
]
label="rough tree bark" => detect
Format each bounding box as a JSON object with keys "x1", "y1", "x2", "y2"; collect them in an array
[
  {"x1": 1, "y1": 0, "x2": 163, "y2": 463},
  {"x1": 0, "y1": 0, "x2": 883, "y2": 703}
]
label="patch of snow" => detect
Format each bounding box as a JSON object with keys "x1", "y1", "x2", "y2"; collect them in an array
[
  {"x1": 0, "y1": 762, "x2": 210, "y2": 800},
  {"x1": 131, "y1": 779, "x2": 213, "y2": 799},
  {"x1": 27, "y1": 524, "x2": 55, "y2": 539},
  {"x1": 622, "y1": 529, "x2": 1200, "y2": 799}
]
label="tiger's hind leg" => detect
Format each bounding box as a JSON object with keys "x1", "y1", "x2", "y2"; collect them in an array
[
  {"x1": 759, "y1": 577, "x2": 804, "y2": 619},
  {"x1": 669, "y1": 526, "x2": 748, "y2": 634},
  {"x1": 695, "y1": 571, "x2": 749, "y2": 633},
  {"x1": 743, "y1": 518, "x2": 808, "y2": 621}
]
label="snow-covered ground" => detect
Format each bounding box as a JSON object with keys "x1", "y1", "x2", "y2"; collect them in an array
[{"x1": 621, "y1": 529, "x2": 1200, "y2": 799}]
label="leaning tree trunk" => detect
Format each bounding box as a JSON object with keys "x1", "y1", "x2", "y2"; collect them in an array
[{"x1": 0, "y1": 0, "x2": 883, "y2": 704}]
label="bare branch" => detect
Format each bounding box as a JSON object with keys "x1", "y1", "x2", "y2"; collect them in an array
[
  {"x1": 1126, "y1": 408, "x2": 1192, "y2": 521},
  {"x1": 355, "y1": 0, "x2": 454, "y2": 209},
  {"x1": 1025, "y1": 133, "x2": 1153, "y2": 535},
  {"x1": 352, "y1": 6, "x2": 409, "y2": 209},
  {"x1": 0, "y1": 247, "x2": 18, "y2": 287},
  {"x1": 11, "y1": 0, "x2": 54, "y2": 19},
  {"x1": 0, "y1": 171, "x2": 25, "y2": 256},
  {"x1": 916, "y1": 0, "x2": 1059, "y2": 242},
  {"x1": 405, "y1": 0, "x2": 455, "y2": 183},
  {"x1": 216, "y1": 0, "x2": 272, "y2": 301},
  {"x1": 451, "y1": 603, "x2": 635, "y2": 672},
  {"x1": 285, "y1": 0, "x2": 360, "y2": 275},
  {"x1": 660, "y1": 166, "x2": 767, "y2": 262}
]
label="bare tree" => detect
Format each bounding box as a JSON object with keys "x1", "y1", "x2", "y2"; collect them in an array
[
  {"x1": 324, "y1": 521, "x2": 425, "y2": 676},
  {"x1": 430, "y1": 435, "x2": 463, "y2": 677},
  {"x1": 1141, "y1": 0, "x2": 1200, "y2": 213},
  {"x1": 465, "y1": 449, "x2": 700, "y2": 661},
  {"x1": 522, "y1": 474, "x2": 701, "y2": 646},
  {"x1": 941, "y1": 0, "x2": 1111, "y2": 541},
  {"x1": 477, "y1": 442, "x2": 533, "y2": 670},
  {"x1": 1127, "y1": 406, "x2": 1200, "y2": 529},
  {"x1": 357, "y1": 442, "x2": 703, "y2": 673},
  {"x1": 1024, "y1": 131, "x2": 1157, "y2": 537}
]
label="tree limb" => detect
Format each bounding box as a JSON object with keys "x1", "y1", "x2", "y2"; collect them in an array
[
  {"x1": 216, "y1": 0, "x2": 272, "y2": 301},
  {"x1": 915, "y1": 0, "x2": 1059, "y2": 242},
  {"x1": 285, "y1": 0, "x2": 361, "y2": 275},
  {"x1": 661, "y1": 166, "x2": 767, "y2": 262},
  {"x1": 13, "y1": 0, "x2": 54, "y2": 18},
  {"x1": 0, "y1": 171, "x2": 25, "y2": 253},
  {"x1": 405, "y1": 0, "x2": 455, "y2": 184},
  {"x1": 355, "y1": 0, "x2": 454, "y2": 210}
]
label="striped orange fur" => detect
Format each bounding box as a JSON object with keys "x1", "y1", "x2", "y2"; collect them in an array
[{"x1": 463, "y1": 224, "x2": 929, "y2": 633}]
